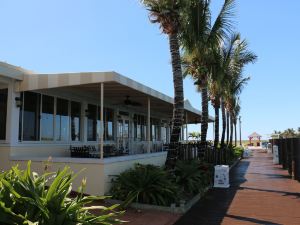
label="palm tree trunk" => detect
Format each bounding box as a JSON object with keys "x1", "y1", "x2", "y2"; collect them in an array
[
  {"x1": 234, "y1": 120, "x2": 237, "y2": 146},
  {"x1": 214, "y1": 102, "x2": 220, "y2": 148},
  {"x1": 201, "y1": 86, "x2": 209, "y2": 145},
  {"x1": 226, "y1": 110, "x2": 230, "y2": 145},
  {"x1": 165, "y1": 33, "x2": 184, "y2": 167},
  {"x1": 220, "y1": 98, "x2": 226, "y2": 147},
  {"x1": 229, "y1": 114, "x2": 234, "y2": 146}
]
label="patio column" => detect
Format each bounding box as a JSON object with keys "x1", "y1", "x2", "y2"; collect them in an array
[
  {"x1": 100, "y1": 83, "x2": 104, "y2": 159},
  {"x1": 147, "y1": 97, "x2": 151, "y2": 153}
]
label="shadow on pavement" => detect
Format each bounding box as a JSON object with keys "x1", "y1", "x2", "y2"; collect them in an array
[
  {"x1": 174, "y1": 160, "x2": 250, "y2": 225},
  {"x1": 238, "y1": 186, "x2": 300, "y2": 199},
  {"x1": 225, "y1": 214, "x2": 281, "y2": 225}
]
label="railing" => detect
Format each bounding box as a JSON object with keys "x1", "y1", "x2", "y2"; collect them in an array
[
  {"x1": 70, "y1": 140, "x2": 165, "y2": 159},
  {"x1": 165, "y1": 142, "x2": 234, "y2": 165}
]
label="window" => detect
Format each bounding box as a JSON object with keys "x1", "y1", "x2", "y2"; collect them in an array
[
  {"x1": 0, "y1": 89, "x2": 8, "y2": 140},
  {"x1": 161, "y1": 127, "x2": 167, "y2": 143},
  {"x1": 56, "y1": 98, "x2": 69, "y2": 141},
  {"x1": 87, "y1": 104, "x2": 97, "y2": 141},
  {"x1": 22, "y1": 92, "x2": 41, "y2": 141},
  {"x1": 134, "y1": 114, "x2": 147, "y2": 141},
  {"x1": 97, "y1": 107, "x2": 114, "y2": 141},
  {"x1": 104, "y1": 108, "x2": 114, "y2": 140},
  {"x1": 71, "y1": 101, "x2": 81, "y2": 141},
  {"x1": 41, "y1": 95, "x2": 54, "y2": 141},
  {"x1": 151, "y1": 118, "x2": 161, "y2": 141}
]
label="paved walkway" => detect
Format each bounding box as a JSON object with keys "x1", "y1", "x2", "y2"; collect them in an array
[{"x1": 174, "y1": 149, "x2": 300, "y2": 225}]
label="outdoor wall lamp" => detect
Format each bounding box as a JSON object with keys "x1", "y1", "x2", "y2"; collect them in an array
[
  {"x1": 15, "y1": 97, "x2": 22, "y2": 107},
  {"x1": 85, "y1": 109, "x2": 90, "y2": 117}
]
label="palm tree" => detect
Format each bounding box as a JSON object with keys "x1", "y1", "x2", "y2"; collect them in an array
[
  {"x1": 232, "y1": 99, "x2": 240, "y2": 146},
  {"x1": 189, "y1": 131, "x2": 201, "y2": 140},
  {"x1": 181, "y1": 0, "x2": 235, "y2": 147},
  {"x1": 217, "y1": 34, "x2": 241, "y2": 148},
  {"x1": 221, "y1": 33, "x2": 257, "y2": 147},
  {"x1": 141, "y1": 0, "x2": 188, "y2": 166}
]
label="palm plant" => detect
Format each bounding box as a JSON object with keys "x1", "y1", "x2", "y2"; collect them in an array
[
  {"x1": 221, "y1": 33, "x2": 257, "y2": 147},
  {"x1": 0, "y1": 161, "x2": 123, "y2": 225},
  {"x1": 110, "y1": 164, "x2": 178, "y2": 207},
  {"x1": 181, "y1": 0, "x2": 235, "y2": 146},
  {"x1": 141, "y1": 0, "x2": 188, "y2": 167}
]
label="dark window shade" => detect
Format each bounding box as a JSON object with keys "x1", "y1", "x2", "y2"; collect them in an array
[
  {"x1": 56, "y1": 98, "x2": 69, "y2": 141},
  {"x1": 23, "y1": 92, "x2": 41, "y2": 141},
  {"x1": 87, "y1": 104, "x2": 97, "y2": 141},
  {"x1": 0, "y1": 89, "x2": 8, "y2": 140},
  {"x1": 71, "y1": 101, "x2": 81, "y2": 141},
  {"x1": 41, "y1": 95, "x2": 54, "y2": 141}
]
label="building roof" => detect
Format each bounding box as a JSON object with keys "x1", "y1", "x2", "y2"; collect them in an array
[
  {"x1": 248, "y1": 132, "x2": 262, "y2": 138},
  {"x1": 0, "y1": 62, "x2": 214, "y2": 122},
  {"x1": 0, "y1": 61, "x2": 33, "y2": 80}
]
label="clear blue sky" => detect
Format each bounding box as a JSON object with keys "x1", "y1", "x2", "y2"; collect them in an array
[{"x1": 1, "y1": 0, "x2": 300, "y2": 140}]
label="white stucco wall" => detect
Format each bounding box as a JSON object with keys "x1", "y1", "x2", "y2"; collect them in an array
[{"x1": 0, "y1": 150, "x2": 167, "y2": 196}]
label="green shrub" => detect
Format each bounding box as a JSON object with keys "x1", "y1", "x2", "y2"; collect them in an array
[
  {"x1": 233, "y1": 146, "x2": 244, "y2": 158},
  {"x1": 110, "y1": 164, "x2": 178, "y2": 207},
  {"x1": 0, "y1": 161, "x2": 123, "y2": 225},
  {"x1": 174, "y1": 160, "x2": 213, "y2": 195}
]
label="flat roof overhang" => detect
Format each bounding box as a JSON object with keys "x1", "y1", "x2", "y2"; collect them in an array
[
  {"x1": 17, "y1": 71, "x2": 214, "y2": 123},
  {"x1": 0, "y1": 62, "x2": 32, "y2": 81}
]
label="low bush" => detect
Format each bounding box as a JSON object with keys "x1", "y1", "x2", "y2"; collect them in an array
[
  {"x1": 0, "y1": 161, "x2": 123, "y2": 225},
  {"x1": 174, "y1": 160, "x2": 213, "y2": 195},
  {"x1": 233, "y1": 146, "x2": 244, "y2": 158},
  {"x1": 110, "y1": 164, "x2": 178, "y2": 207}
]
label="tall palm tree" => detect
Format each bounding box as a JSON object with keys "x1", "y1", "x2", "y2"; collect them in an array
[
  {"x1": 141, "y1": 0, "x2": 188, "y2": 166},
  {"x1": 232, "y1": 99, "x2": 240, "y2": 146},
  {"x1": 217, "y1": 34, "x2": 241, "y2": 148},
  {"x1": 181, "y1": 0, "x2": 235, "y2": 147},
  {"x1": 222, "y1": 33, "x2": 257, "y2": 147}
]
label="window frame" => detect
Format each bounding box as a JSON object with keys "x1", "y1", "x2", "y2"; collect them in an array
[{"x1": 18, "y1": 91, "x2": 84, "y2": 144}]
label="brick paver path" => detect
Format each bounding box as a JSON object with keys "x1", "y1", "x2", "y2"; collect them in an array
[{"x1": 174, "y1": 149, "x2": 300, "y2": 225}]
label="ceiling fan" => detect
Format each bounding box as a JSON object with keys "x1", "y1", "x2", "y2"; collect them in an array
[{"x1": 123, "y1": 96, "x2": 142, "y2": 107}]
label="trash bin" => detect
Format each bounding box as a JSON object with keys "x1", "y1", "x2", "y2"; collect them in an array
[
  {"x1": 292, "y1": 138, "x2": 300, "y2": 181},
  {"x1": 273, "y1": 145, "x2": 279, "y2": 164},
  {"x1": 214, "y1": 165, "x2": 230, "y2": 188}
]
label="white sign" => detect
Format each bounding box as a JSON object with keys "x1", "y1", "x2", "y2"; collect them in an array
[
  {"x1": 243, "y1": 148, "x2": 252, "y2": 158},
  {"x1": 273, "y1": 145, "x2": 279, "y2": 164},
  {"x1": 214, "y1": 165, "x2": 230, "y2": 188}
]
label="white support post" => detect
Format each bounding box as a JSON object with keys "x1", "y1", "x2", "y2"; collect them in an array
[
  {"x1": 100, "y1": 83, "x2": 104, "y2": 159},
  {"x1": 147, "y1": 97, "x2": 151, "y2": 153},
  {"x1": 6, "y1": 81, "x2": 20, "y2": 145}
]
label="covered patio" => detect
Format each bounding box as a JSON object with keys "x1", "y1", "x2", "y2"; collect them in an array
[{"x1": 16, "y1": 71, "x2": 214, "y2": 159}]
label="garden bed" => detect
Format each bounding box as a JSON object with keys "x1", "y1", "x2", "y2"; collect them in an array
[{"x1": 106, "y1": 157, "x2": 242, "y2": 214}]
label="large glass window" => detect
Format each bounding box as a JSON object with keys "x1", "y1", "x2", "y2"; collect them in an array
[
  {"x1": 87, "y1": 104, "x2": 97, "y2": 141},
  {"x1": 97, "y1": 107, "x2": 114, "y2": 141},
  {"x1": 22, "y1": 92, "x2": 41, "y2": 141},
  {"x1": 56, "y1": 98, "x2": 69, "y2": 141},
  {"x1": 151, "y1": 118, "x2": 161, "y2": 141},
  {"x1": 134, "y1": 114, "x2": 147, "y2": 141},
  {"x1": 0, "y1": 89, "x2": 8, "y2": 140},
  {"x1": 104, "y1": 108, "x2": 114, "y2": 141},
  {"x1": 41, "y1": 95, "x2": 54, "y2": 141},
  {"x1": 71, "y1": 101, "x2": 81, "y2": 141}
]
